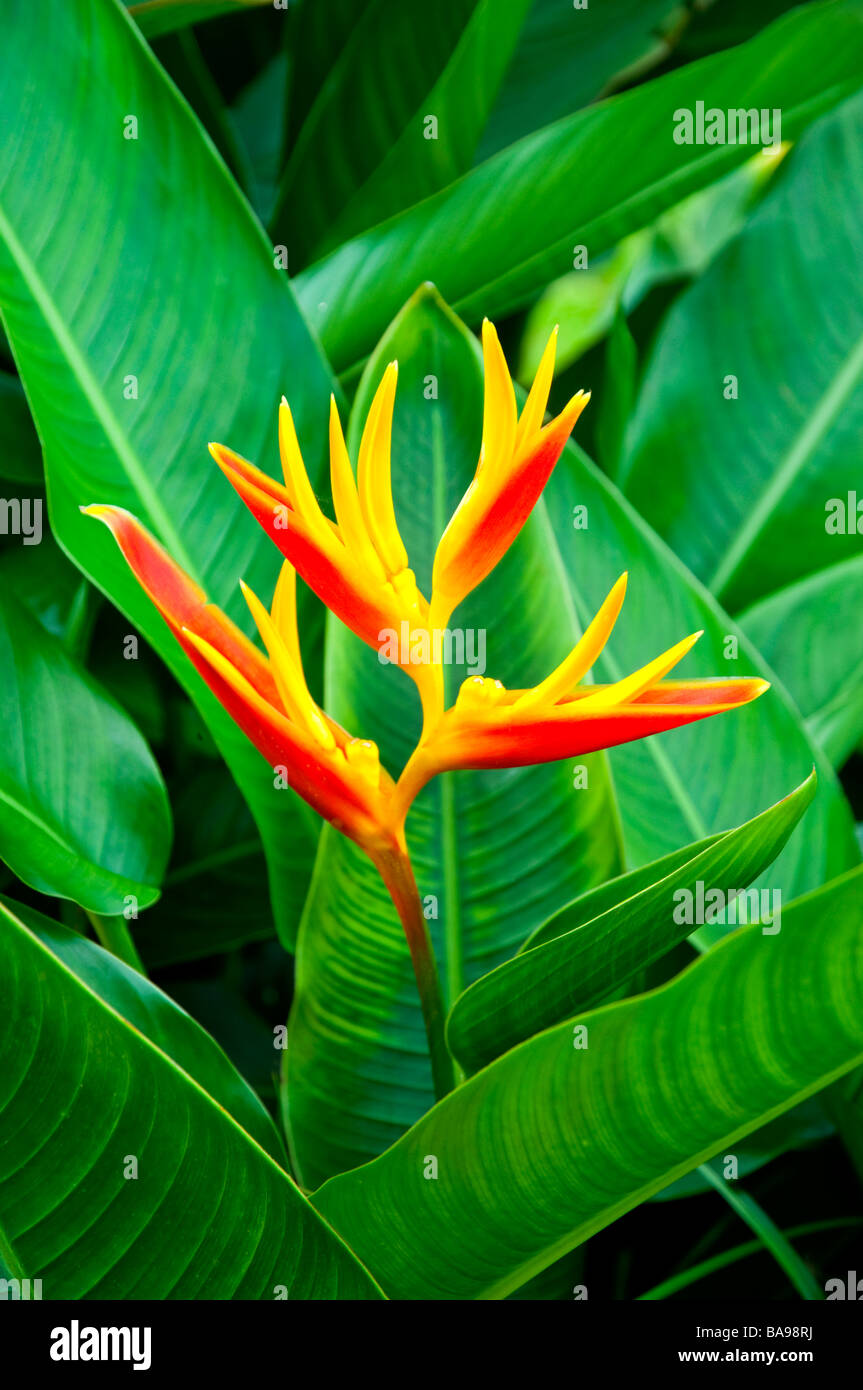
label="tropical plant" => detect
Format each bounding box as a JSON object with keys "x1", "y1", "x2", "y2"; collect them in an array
[{"x1": 0, "y1": 0, "x2": 861, "y2": 1303}]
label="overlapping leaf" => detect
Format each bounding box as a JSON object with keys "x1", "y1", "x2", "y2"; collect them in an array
[
  {"x1": 0, "y1": 588, "x2": 170, "y2": 913},
  {"x1": 314, "y1": 867, "x2": 863, "y2": 1299},
  {"x1": 620, "y1": 89, "x2": 863, "y2": 611},
  {"x1": 0, "y1": 0, "x2": 334, "y2": 945},
  {"x1": 0, "y1": 895, "x2": 381, "y2": 1298},
  {"x1": 448, "y1": 773, "x2": 815, "y2": 1074},
  {"x1": 740, "y1": 557, "x2": 863, "y2": 767},
  {"x1": 297, "y1": 0, "x2": 863, "y2": 376},
  {"x1": 284, "y1": 289, "x2": 622, "y2": 1187}
]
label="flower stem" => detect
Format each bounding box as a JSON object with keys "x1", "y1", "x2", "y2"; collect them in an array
[
  {"x1": 373, "y1": 841, "x2": 454, "y2": 1102},
  {"x1": 86, "y1": 910, "x2": 147, "y2": 976}
]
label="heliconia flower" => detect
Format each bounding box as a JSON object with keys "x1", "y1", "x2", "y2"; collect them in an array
[
  {"x1": 207, "y1": 371, "x2": 440, "y2": 716},
  {"x1": 208, "y1": 319, "x2": 589, "y2": 725},
  {"x1": 429, "y1": 319, "x2": 588, "y2": 631},
  {"x1": 80, "y1": 505, "x2": 398, "y2": 855},
  {"x1": 393, "y1": 572, "x2": 770, "y2": 817},
  {"x1": 82, "y1": 325, "x2": 770, "y2": 1106}
]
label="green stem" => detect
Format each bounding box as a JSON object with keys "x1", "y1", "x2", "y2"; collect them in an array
[
  {"x1": 698, "y1": 1162, "x2": 823, "y2": 1300},
  {"x1": 85, "y1": 910, "x2": 147, "y2": 976},
  {"x1": 638, "y1": 1218, "x2": 861, "y2": 1300},
  {"x1": 373, "y1": 842, "x2": 454, "y2": 1102}
]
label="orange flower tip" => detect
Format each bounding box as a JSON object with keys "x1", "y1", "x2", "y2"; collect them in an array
[{"x1": 80, "y1": 503, "x2": 127, "y2": 532}]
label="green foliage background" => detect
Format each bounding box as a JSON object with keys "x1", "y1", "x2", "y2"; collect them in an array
[{"x1": 0, "y1": 0, "x2": 861, "y2": 1300}]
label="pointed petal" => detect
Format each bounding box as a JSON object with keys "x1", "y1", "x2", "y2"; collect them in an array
[
  {"x1": 419, "y1": 677, "x2": 771, "y2": 774},
  {"x1": 179, "y1": 625, "x2": 390, "y2": 843},
  {"x1": 516, "y1": 573, "x2": 628, "y2": 709},
  {"x1": 270, "y1": 560, "x2": 302, "y2": 671},
  {"x1": 213, "y1": 443, "x2": 392, "y2": 647},
  {"x1": 240, "y1": 579, "x2": 335, "y2": 749},
  {"x1": 514, "y1": 325, "x2": 557, "y2": 450},
  {"x1": 575, "y1": 631, "x2": 703, "y2": 712},
  {"x1": 81, "y1": 504, "x2": 277, "y2": 706},
  {"x1": 209, "y1": 441, "x2": 292, "y2": 512},
  {"x1": 329, "y1": 395, "x2": 387, "y2": 581},
  {"x1": 278, "y1": 398, "x2": 330, "y2": 535},
  {"x1": 357, "y1": 361, "x2": 408, "y2": 576},
  {"x1": 479, "y1": 320, "x2": 518, "y2": 480},
  {"x1": 431, "y1": 386, "x2": 589, "y2": 620}
]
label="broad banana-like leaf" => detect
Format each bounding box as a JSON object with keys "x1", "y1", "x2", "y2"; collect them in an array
[{"x1": 314, "y1": 867, "x2": 863, "y2": 1300}]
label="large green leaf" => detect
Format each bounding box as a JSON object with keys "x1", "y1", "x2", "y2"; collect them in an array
[
  {"x1": 448, "y1": 773, "x2": 815, "y2": 1074},
  {"x1": 284, "y1": 288, "x2": 622, "y2": 1188},
  {"x1": 0, "y1": 0, "x2": 335, "y2": 946},
  {"x1": 0, "y1": 527, "x2": 89, "y2": 641},
  {"x1": 739, "y1": 556, "x2": 863, "y2": 767},
  {"x1": 1, "y1": 894, "x2": 283, "y2": 1161},
  {"x1": 313, "y1": 866, "x2": 863, "y2": 1300},
  {"x1": 125, "y1": 0, "x2": 269, "y2": 40},
  {"x1": 477, "y1": 0, "x2": 680, "y2": 159},
  {"x1": 0, "y1": 371, "x2": 41, "y2": 483},
  {"x1": 273, "y1": 0, "x2": 532, "y2": 265},
  {"x1": 542, "y1": 440, "x2": 859, "y2": 894},
  {"x1": 0, "y1": 588, "x2": 170, "y2": 913},
  {"x1": 517, "y1": 151, "x2": 780, "y2": 385},
  {"x1": 0, "y1": 897, "x2": 381, "y2": 1299},
  {"x1": 296, "y1": 0, "x2": 863, "y2": 376},
  {"x1": 619, "y1": 89, "x2": 863, "y2": 612}
]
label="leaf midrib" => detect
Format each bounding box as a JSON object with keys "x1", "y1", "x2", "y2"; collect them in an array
[
  {"x1": 710, "y1": 324, "x2": 863, "y2": 599},
  {"x1": 0, "y1": 203, "x2": 201, "y2": 581}
]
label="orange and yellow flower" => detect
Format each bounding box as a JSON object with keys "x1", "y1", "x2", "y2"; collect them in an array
[
  {"x1": 81, "y1": 506, "x2": 398, "y2": 856},
  {"x1": 84, "y1": 317, "x2": 769, "y2": 1099}
]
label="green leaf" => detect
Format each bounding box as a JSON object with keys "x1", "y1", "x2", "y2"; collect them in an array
[
  {"x1": 696, "y1": 1161, "x2": 822, "y2": 1301},
  {"x1": 638, "y1": 1218, "x2": 861, "y2": 1300},
  {"x1": 595, "y1": 305, "x2": 638, "y2": 477},
  {"x1": 125, "y1": 0, "x2": 269, "y2": 40},
  {"x1": 619, "y1": 89, "x2": 863, "y2": 612},
  {"x1": 0, "y1": 371, "x2": 41, "y2": 484},
  {"x1": 517, "y1": 153, "x2": 779, "y2": 382},
  {"x1": 739, "y1": 556, "x2": 863, "y2": 767},
  {"x1": 0, "y1": 0, "x2": 336, "y2": 947},
  {"x1": 0, "y1": 588, "x2": 170, "y2": 913},
  {"x1": 478, "y1": 0, "x2": 680, "y2": 158},
  {"x1": 229, "y1": 52, "x2": 288, "y2": 224},
  {"x1": 284, "y1": 287, "x2": 623, "y2": 1188},
  {"x1": 0, "y1": 896, "x2": 382, "y2": 1298},
  {"x1": 273, "y1": 0, "x2": 532, "y2": 265},
  {"x1": 447, "y1": 773, "x2": 815, "y2": 1075},
  {"x1": 1, "y1": 893, "x2": 283, "y2": 1161},
  {"x1": 0, "y1": 527, "x2": 89, "y2": 641},
  {"x1": 313, "y1": 866, "x2": 863, "y2": 1300},
  {"x1": 297, "y1": 0, "x2": 863, "y2": 376}
]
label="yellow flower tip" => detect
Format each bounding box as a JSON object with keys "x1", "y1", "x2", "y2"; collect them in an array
[
  {"x1": 456, "y1": 675, "x2": 506, "y2": 711},
  {"x1": 80, "y1": 503, "x2": 110, "y2": 520},
  {"x1": 345, "y1": 737, "x2": 381, "y2": 788}
]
